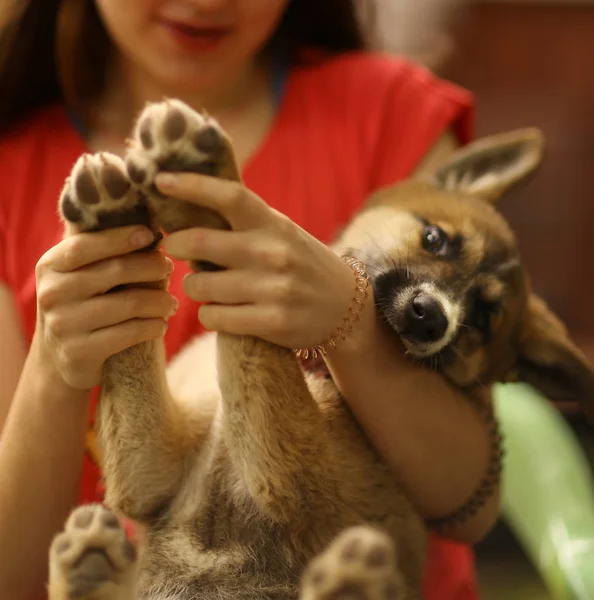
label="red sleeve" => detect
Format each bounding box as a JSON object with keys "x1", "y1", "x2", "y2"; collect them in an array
[{"x1": 364, "y1": 58, "x2": 474, "y2": 192}]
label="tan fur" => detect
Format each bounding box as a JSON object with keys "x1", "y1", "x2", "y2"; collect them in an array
[{"x1": 48, "y1": 101, "x2": 594, "y2": 600}]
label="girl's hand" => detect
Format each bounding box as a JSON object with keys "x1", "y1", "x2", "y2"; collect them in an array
[
  {"x1": 156, "y1": 173, "x2": 357, "y2": 350},
  {"x1": 34, "y1": 226, "x2": 178, "y2": 390}
]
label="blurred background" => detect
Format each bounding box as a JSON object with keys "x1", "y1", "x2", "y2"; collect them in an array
[{"x1": 373, "y1": 0, "x2": 594, "y2": 598}]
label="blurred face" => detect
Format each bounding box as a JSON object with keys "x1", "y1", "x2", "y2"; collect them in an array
[{"x1": 95, "y1": 0, "x2": 290, "y2": 92}]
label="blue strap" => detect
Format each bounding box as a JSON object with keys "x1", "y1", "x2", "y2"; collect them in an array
[
  {"x1": 272, "y1": 55, "x2": 287, "y2": 108},
  {"x1": 66, "y1": 105, "x2": 89, "y2": 140}
]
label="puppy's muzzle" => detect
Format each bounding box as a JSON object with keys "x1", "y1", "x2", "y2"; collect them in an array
[{"x1": 402, "y1": 293, "x2": 449, "y2": 344}]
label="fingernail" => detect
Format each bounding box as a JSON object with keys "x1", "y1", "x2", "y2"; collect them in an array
[
  {"x1": 165, "y1": 257, "x2": 175, "y2": 274},
  {"x1": 155, "y1": 173, "x2": 177, "y2": 188},
  {"x1": 168, "y1": 297, "x2": 179, "y2": 317},
  {"x1": 130, "y1": 228, "x2": 154, "y2": 248}
]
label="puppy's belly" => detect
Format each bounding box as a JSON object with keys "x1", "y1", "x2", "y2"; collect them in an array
[{"x1": 167, "y1": 331, "x2": 221, "y2": 418}]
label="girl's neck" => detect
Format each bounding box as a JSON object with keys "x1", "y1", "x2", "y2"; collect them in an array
[{"x1": 86, "y1": 54, "x2": 277, "y2": 163}]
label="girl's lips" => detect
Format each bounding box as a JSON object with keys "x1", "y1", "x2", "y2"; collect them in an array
[{"x1": 160, "y1": 20, "x2": 231, "y2": 53}]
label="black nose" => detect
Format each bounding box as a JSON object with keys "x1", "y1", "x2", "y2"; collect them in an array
[{"x1": 403, "y1": 294, "x2": 448, "y2": 343}]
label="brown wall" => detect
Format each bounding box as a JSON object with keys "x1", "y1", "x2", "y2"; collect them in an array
[{"x1": 440, "y1": 2, "x2": 594, "y2": 356}]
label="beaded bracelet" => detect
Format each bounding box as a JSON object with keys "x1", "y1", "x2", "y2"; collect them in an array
[
  {"x1": 426, "y1": 400, "x2": 505, "y2": 531},
  {"x1": 294, "y1": 256, "x2": 370, "y2": 361}
]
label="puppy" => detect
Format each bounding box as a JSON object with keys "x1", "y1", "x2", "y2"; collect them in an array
[{"x1": 48, "y1": 100, "x2": 594, "y2": 600}]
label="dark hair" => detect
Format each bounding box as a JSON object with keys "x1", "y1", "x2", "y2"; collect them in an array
[{"x1": 0, "y1": 0, "x2": 367, "y2": 133}]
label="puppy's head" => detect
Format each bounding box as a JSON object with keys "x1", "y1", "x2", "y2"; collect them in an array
[{"x1": 336, "y1": 128, "x2": 594, "y2": 420}]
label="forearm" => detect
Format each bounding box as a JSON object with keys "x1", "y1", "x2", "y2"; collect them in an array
[
  {"x1": 325, "y1": 302, "x2": 500, "y2": 544},
  {"x1": 0, "y1": 334, "x2": 91, "y2": 597}
]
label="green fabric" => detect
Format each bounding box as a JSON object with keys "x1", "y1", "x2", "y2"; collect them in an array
[{"x1": 494, "y1": 383, "x2": 594, "y2": 599}]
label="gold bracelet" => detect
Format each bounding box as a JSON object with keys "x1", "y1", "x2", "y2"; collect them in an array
[{"x1": 294, "y1": 256, "x2": 370, "y2": 360}]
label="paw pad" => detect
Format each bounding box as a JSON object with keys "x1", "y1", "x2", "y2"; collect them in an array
[
  {"x1": 101, "y1": 162, "x2": 131, "y2": 199},
  {"x1": 163, "y1": 107, "x2": 187, "y2": 142},
  {"x1": 60, "y1": 191, "x2": 83, "y2": 223},
  {"x1": 193, "y1": 124, "x2": 224, "y2": 154},
  {"x1": 140, "y1": 116, "x2": 155, "y2": 149},
  {"x1": 73, "y1": 505, "x2": 95, "y2": 528},
  {"x1": 126, "y1": 160, "x2": 148, "y2": 185},
  {"x1": 74, "y1": 166, "x2": 101, "y2": 205}
]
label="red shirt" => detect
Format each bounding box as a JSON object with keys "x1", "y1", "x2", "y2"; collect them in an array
[{"x1": 0, "y1": 52, "x2": 477, "y2": 599}]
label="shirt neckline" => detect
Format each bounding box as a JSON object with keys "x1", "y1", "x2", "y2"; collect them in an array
[{"x1": 64, "y1": 58, "x2": 292, "y2": 182}]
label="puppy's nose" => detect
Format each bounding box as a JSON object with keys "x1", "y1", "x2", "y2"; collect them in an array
[{"x1": 404, "y1": 294, "x2": 448, "y2": 343}]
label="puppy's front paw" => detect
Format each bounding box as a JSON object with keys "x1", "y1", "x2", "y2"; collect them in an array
[
  {"x1": 48, "y1": 504, "x2": 138, "y2": 600},
  {"x1": 301, "y1": 526, "x2": 405, "y2": 600},
  {"x1": 59, "y1": 152, "x2": 158, "y2": 241},
  {"x1": 124, "y1": 99, "x2": 238, "y2": 235}
]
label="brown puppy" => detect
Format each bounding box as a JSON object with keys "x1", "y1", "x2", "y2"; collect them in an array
[
  {"x1": 336, "y1": 130, "x2": 594, "y2": 406},
  {"x1": 48, "y1": 100, "x2": 594, "y2": 600}
]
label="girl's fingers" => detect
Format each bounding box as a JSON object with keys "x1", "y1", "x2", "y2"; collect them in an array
[
  {"x1": 163, "y1": 228, "x2": 250, "y2": 267},
  {"x1": 43, "y1": 226, "x2": 158, "y2": 273},
  {"x1": 77, "y1": 252, "x2": 174, "y2": 296},
  {"x1": 164, "y1": 227, "x2": 298, "y2": 276},
  {"x1": 164, "y1": 228, "x2": 277, "y2": 269},
  {"x1": 37, "y1": 252, "x2": 174, "y2": 308},
  {"x1": 155, "y1": 172, "x2": 269, "y2": 231},
  {"x1": 51, "y1": 314, "x2": 169, "y2": 390},
  {"x1": 198, "y1": 303, "x2": 291, "y2": 340},
  {"x1": 183, "y1": 269, "x2": 303, "y2": 307},
  {"x1": 182, "y1": 270, "x2": 257, "y2": 305},
  {"x1": 45, "y1": 288, "x2": 178, "y2": 337},
  {"x1": 88, "y1": 318, "x2": 169, "y2": 359}
]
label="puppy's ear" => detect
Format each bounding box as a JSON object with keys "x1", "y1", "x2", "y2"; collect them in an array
[
  {"x1": 510, "y1": 294, "x2": 594, "y2": 422},
  {"x1": 432, "y1": 128, "x2": 544, "y2": 203}
]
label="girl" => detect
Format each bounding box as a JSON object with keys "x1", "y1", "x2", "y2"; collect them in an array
[{"x1": 0, "y1": 1, "x2": 496, "y2": 598}]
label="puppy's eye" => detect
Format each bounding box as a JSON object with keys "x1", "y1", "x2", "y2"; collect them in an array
[{"x1": 422, "y1": 225, "x2": 448, "y2": 255}]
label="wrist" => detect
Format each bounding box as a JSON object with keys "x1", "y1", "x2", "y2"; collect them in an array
[
  {"x1": 329, "y1": 284, "x2": 377, "y2": 357},
  {"x1": 28, "y1": 331, "x2": 92, "y2": 405},
  {"x1": 326, "y1": 282, "x2": 397, "y2": 357},
  {"x1": 295, "y1": 256, "x2": 372, "y2": 360}
]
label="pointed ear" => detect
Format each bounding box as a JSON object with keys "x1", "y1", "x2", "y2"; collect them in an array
[
  {"x1": 432, "y1": 128, "x2": 544, "y2": 203},
  {"x1": 512, "y1": 294, "x2": 594, "y2": 422}
]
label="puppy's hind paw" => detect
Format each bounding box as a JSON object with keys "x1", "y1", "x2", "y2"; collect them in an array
[
  {"x1": 301, "y1": 526, "x2": 406, "y2": 600},
  {"x1": 48, "y1": 504, "x2": 138, "y2": 600}
]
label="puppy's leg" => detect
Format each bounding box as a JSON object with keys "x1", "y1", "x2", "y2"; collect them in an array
[
  {"x1": 217, "y1": 334, "x2": 337, "y2": 522},
  {"x1": 127, "y1": 100, "x2": 338, "y2": 523},
  {"x1": 58, "y1": 154, "x2": 196, "y2": 521},
  {"x1": 48, "y1": 504, "x2": 137, "y2": 600},
  {"x1": 300, "y1": 526, "x2": 412, "y2": 600}
]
